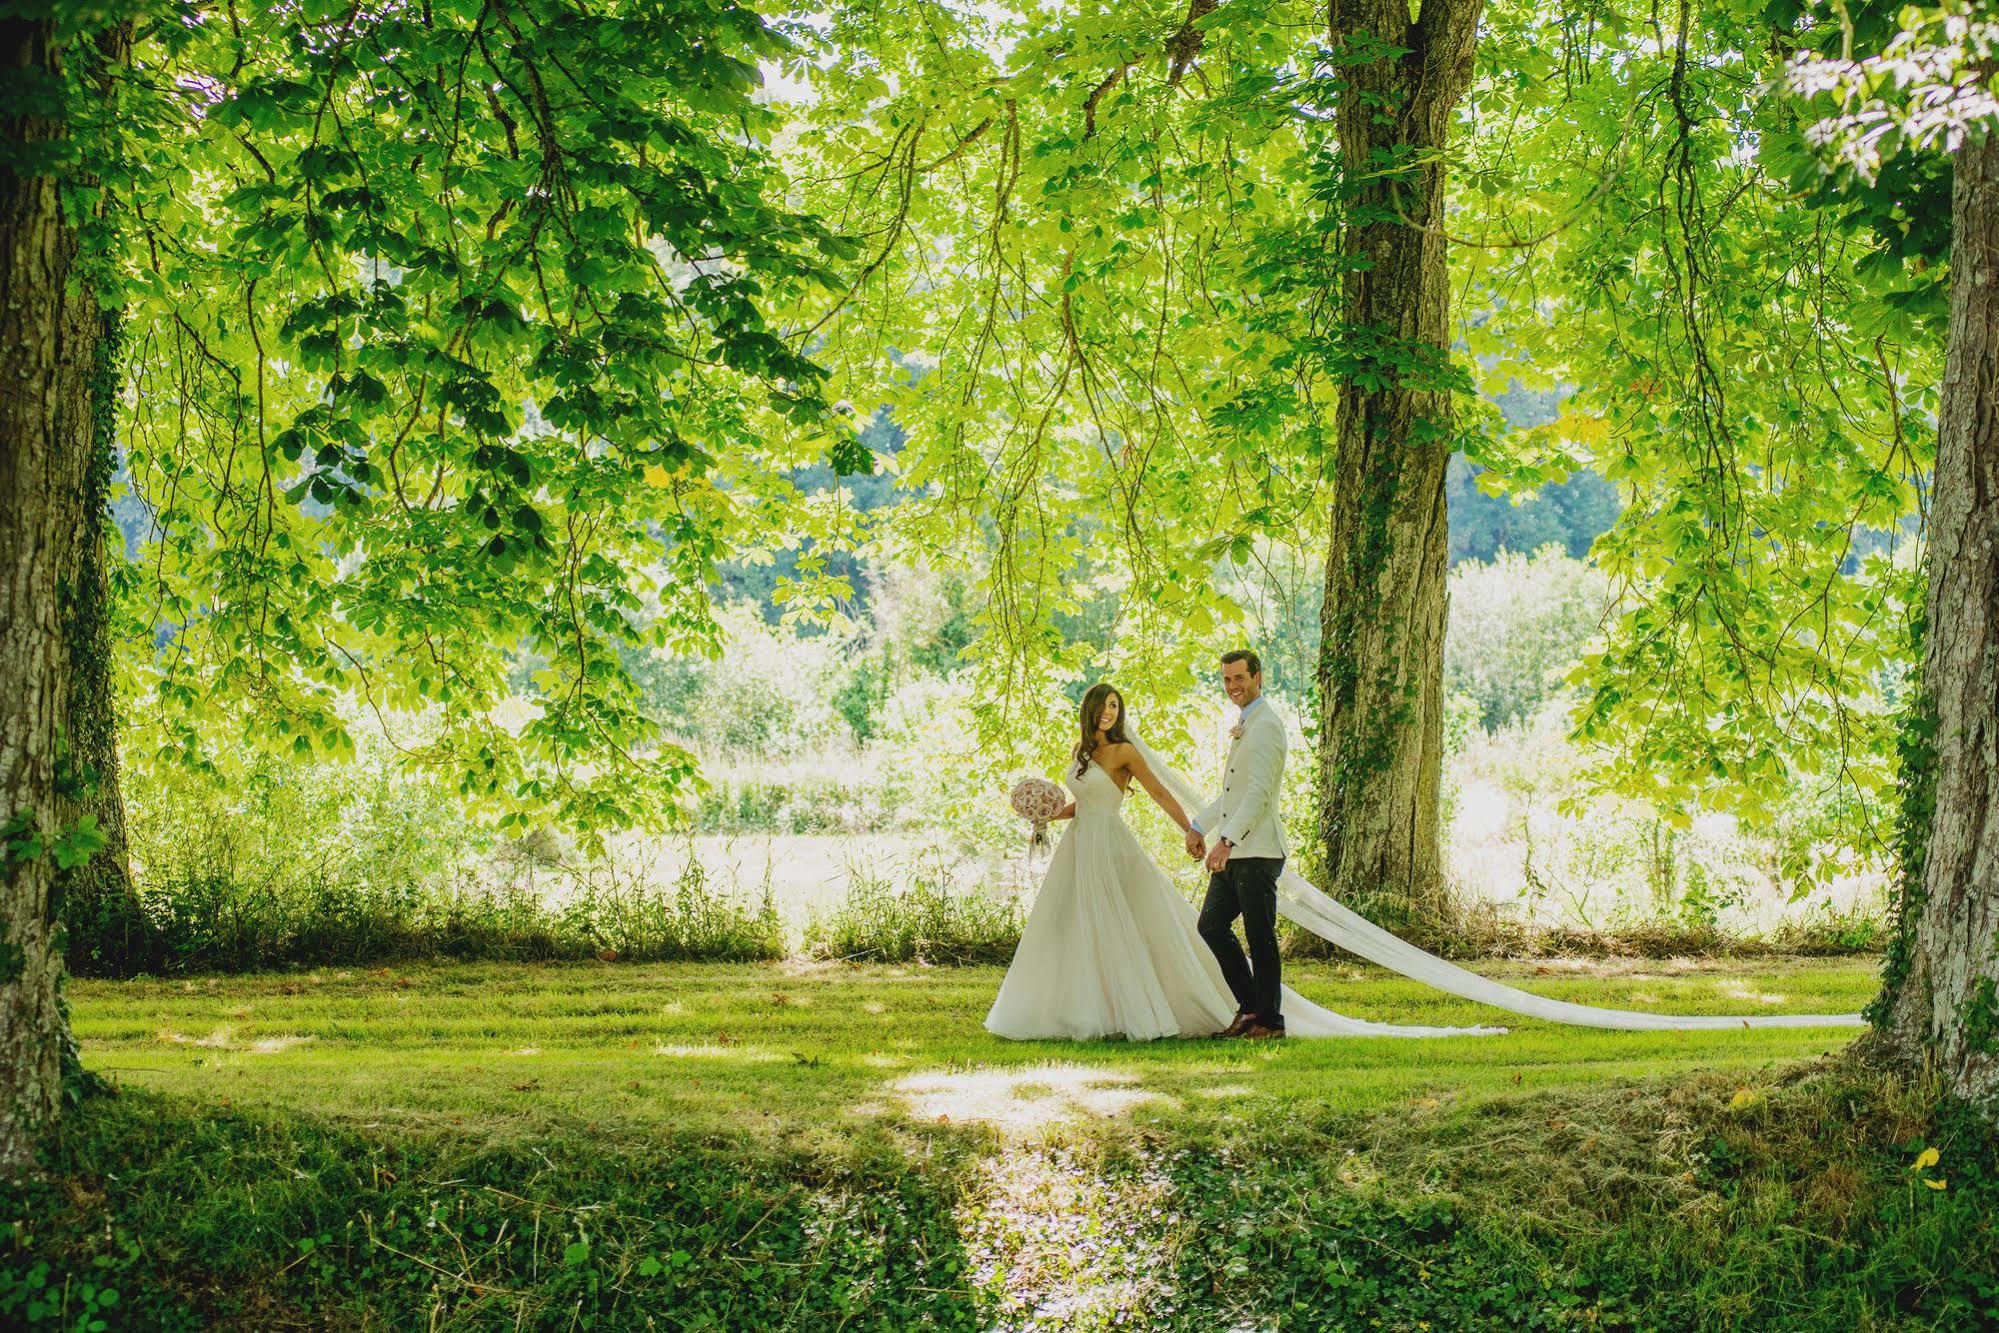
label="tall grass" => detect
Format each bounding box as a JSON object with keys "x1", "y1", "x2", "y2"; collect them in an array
[
  {"x1": 77, "y1": 754, "x2": 783, "y2": 973},
  {"x1": 804, "y1": 862, "x2": 1024, "y2": 965}
]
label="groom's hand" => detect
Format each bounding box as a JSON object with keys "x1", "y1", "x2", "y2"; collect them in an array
[
  {"x1": 1184, "y1": 828, "x2": 1205, "y2": 861},
  {"x1": 1205, "y1": 840, "x2": 1232, "y2": 873}
]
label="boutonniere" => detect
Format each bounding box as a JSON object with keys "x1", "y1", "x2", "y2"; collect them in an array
[{"x1": 1229, "y1": 722, "x2": 1245, "y2": 741}]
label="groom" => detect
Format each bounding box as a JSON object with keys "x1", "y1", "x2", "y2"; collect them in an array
[{"x1": 1185, "y1": 650, "x2": 1288, "y2": 1040}]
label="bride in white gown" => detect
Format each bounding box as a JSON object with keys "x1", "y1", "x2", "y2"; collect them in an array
[{"x1": 986, "y1": 680, "x2": 1866, "y2": 1042}]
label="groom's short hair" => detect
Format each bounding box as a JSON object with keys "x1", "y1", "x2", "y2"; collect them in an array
[{"x1": 1220, "y1": 649, "x2": 1261, "y2": 677}]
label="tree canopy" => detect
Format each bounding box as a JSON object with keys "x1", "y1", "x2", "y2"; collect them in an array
[{"x1": 108, "y1": 0, "x2": 857, "y2": 834}]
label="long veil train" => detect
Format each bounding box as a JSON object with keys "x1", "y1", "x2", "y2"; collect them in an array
[{"x1": 1130, "y1": 724, "x2": 1866, "y2": 1034}]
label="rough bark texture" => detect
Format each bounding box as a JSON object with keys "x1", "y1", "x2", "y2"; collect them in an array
[
  {"x1": 0, "y1": 15, "x2": 104, "y2": 1177},
  {"x1": 1879, "y1": 129, "x2": 1999, "y2": 1112},
  {"x1": 1313, "y1": 0, "x2": 1482, "y2": 928}
]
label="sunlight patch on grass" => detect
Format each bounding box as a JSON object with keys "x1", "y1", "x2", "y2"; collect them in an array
[
  {"x1": 651, "y1": 1042, "x2": 785, "y2": 1063},
  {"x1": 897, "y1": 1064, "x2": 1168, "y2": 1131},
  {"x1": 962, "y1": 1144, "x2": 1175, "y2": 1325},
  {"x1": 248, "y1": 1035, "x2": 312, "y2": 1054}
]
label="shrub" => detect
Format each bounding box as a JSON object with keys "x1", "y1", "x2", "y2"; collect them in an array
[
  {"x1": 76, "y1": 738, "x2": 786, "y2": 972},
  {"x1": 689, "y1": 760, "x2": 910, "y2": 835},
  {"x1": 804, "y1": 862, "x2": 1023, "y2": 965},
  {"x1": 1445, "y1": 544, "x2": 1611, "y2": 729},
  {"x1": 639, "y1": 601, "x2": 854, "y2": 759}
]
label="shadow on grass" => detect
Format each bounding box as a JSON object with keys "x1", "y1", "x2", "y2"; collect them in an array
[
  {"x1": 14, "y1": 1090, "x2": 989, "y2": 1330},
  {"x1": 14, "y1": 1058, "x2": 1998, "y2": 1331}
]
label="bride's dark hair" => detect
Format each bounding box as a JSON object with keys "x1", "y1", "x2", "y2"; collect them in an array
[{"x1": 1074, "y1": 683, "x2": 1129, "y2": 776}]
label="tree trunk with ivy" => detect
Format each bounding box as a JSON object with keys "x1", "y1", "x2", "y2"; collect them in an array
[
  {"x1": 0, "y1": 10, "x2": 132, "y2": 1175},
  {"x1": 1873, "y1": 128, "x2": 1999, "y2": 1113},
  {"x1": 1313, "y1": 0, "x2": 1482, "y2": 930},
  {"x1": 54, "y1": 308, "x2": 143, "y2": 979},
  {"x1": 0, "y1": 14, "x2": 123, "y2": 1177}
]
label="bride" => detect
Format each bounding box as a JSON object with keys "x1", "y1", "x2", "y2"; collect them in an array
[{"x1": 985, "y1": 673, "x2": 1866, "y2": 1043}]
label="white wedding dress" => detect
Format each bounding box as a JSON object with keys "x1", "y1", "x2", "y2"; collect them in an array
[
  {"x1": 984, "y1": 761, "x2": 1500, "y2": 1040},
  {"x1": 985, "y1": 733, "x2": 1867, "y2": 1042}
]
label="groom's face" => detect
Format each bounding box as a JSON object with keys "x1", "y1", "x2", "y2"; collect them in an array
[{"x1": 1222, "y1": 660, "x2": 1259, "y2": 708}]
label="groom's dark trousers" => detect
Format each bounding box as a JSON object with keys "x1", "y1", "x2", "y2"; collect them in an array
[{"x1": 1198, "y1": 856, "x2": 1284, "y2": 1028}]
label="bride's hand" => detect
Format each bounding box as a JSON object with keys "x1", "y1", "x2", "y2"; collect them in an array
[{"x1": 1183, "y1": 827, "x2": 1205, "y2": 860}]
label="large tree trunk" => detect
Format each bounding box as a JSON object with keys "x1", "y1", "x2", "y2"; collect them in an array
[
  {"x1": 1313, "y1": 0, "x2": 1482, "y2": 930},
  {"x1": 1876, "y1": 129, "x2": 1999, "y2": 1112},
  {"x1": 0, "y1": 15, "x2": 113, "y2": 1177}
]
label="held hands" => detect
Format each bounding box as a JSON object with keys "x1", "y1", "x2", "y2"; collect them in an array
[
  {"x1": 1183, "y1": 827, "x2": 1205, "y2": 861},
  {"x1": 1204, "y1": 839, "x2": 1232, "y2": 874}
]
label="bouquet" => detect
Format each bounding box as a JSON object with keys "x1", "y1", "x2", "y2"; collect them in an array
[{"x1": 1009, "y1": 776, "x2": 1065, "y2": 860}]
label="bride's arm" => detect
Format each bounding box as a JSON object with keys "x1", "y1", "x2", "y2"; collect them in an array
[
  {"x1": 1124, "y1": 747, "x2": 1192, "y2": 832},
  {"x1": 1054, "y1": 801, "x2": 1076, "y2": 820}
]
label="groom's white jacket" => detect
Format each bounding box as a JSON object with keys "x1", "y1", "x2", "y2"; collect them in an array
[{"x1": 1193, "y1": 698, "x2": 1288, "y2": 861}]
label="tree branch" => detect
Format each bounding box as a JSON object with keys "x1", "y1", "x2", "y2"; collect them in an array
[{"x1": 1166, "y1": 0, "x2": 1220, "y2": 88}]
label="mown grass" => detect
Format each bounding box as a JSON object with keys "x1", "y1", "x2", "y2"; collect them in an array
[
  {"x1": 66, "y1": 958, "x2": 1877, "y2": 1149},
  {"x1": 13, "y1": 958, "x2": 1995, "y2": 1330}
]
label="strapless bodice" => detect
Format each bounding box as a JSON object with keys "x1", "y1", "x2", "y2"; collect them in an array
[{"x1": 1068, "y1": 761, "x2": 1127, "y2": 818}]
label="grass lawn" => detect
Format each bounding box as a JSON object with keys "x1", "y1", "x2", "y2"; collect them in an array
[
  {"x1": 19, "y1": 956, "x2": 1994, "y2": 1331},
  {"x1": 69, "y1": 957, "x2": 1877, "y2": 1149}
]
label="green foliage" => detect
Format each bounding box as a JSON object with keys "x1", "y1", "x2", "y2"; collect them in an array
[
  {"x1": 1447, "y1": 454, "x2": 1623, "y2": 565},
  {"x1": 101, "y1": 0, "x2": 849, "y2": 836},
  {"x1": 72, "y1": 737, "x2": 781, "y2": 973},
  {"x1": 804, "y1": 865, "x2": 1023, "y2": 966},
  {"x1": 1447, "y1": 698, "x2": 1890, "y2": 943},
  {"x1": 13, "y1": 1093, "x2": 978, "y2": 1330},
  {"x1": 0, "y1": 811, "x2": 105, "y2": 876},
  {"x1": 632, "y1": 602, "x2": 855, "y2": 760},
  {"x1": 1773, "y1": 0, "x2": 1983, "y2": 272},
  {"x1": 777, "y1": 0, "x2": 1367, "y2": 762},
  {"x1": 1445, "y1": 546, "x2": 1613, "y2": 730},
  {"x1": 1868, "y1": 599, "x2": 1937, "y2": 1029},
  {"x1": 1458, "y1": 0, "x2": 1940, "y2": 839},
  {"x1": 833, "y1": 647, "x2": 896, "y2": 745}
]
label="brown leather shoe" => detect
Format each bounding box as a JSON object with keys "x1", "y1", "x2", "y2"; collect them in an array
[
  {"x1": 1239, "y1": 1022, "x2": 1286, "y2": 1040},
  {"x1": 1215, "y1": 1012, "x2": 1255, "y2": 1038}
]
